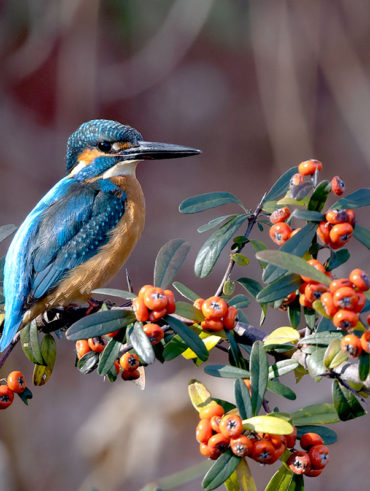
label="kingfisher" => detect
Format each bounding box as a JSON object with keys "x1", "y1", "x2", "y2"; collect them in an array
[{"x1": 0, "y1": 119, "x2": 200, "y2": 351}]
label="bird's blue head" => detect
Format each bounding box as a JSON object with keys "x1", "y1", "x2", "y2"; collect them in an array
[{"x1": 65, "y1": 119, "x2": 200, "y2": 180}]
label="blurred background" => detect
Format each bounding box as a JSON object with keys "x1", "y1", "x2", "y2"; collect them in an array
[{"x1": 0, "y1": 1, "x2": 369, "y2": 490}]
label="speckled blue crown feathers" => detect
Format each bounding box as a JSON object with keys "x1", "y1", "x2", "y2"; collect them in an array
[{"x1": 65, "y1": 119, "x2": 143, "y2": 174}]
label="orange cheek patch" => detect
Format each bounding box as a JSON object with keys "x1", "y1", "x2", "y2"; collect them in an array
[{"x1": 77, "y1": 148, "x2": 104, "y2": 165}]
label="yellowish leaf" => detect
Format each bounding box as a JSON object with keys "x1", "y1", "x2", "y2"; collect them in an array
[
  {"x1": 182, "y1": 332, "x2": 221, "y2": 359},
  {"x1": 264, "y1": 327, "x2": 300, "y2": 346},
  {"x1": 188, "y1": 379, "x2": 213, "y2": 411},
  {"x1": 243, "y1": 415, "x2": 293, "y2": 435}
]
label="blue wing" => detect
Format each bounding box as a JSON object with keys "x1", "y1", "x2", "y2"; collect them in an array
[{"x1": 1, "y1": 178, "x2": 125, "y2": 351}]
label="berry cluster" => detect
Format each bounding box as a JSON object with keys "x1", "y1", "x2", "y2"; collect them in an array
[
  {"x1": 317, "y1": 209, "x2": 356, "y2": 249},
  {"x1": 133, "y1": 284, "x2": 176, "y2": 322},
  {"x1": 341, "y1": 331, "x2": 370, "y2": 359},
  {"x1": 193, "y1": 296, "x2": 238, "y2": 331},
  {"x1": 287, "y1": 432, "x2": 330, "y2": 477},
  {"x1": 195, "y1": 400, "x2": 297, "y2": 465},
  {"x1": 0, "y1": 370, "x2": 26, "y2": 410},
  {"x1": 269, "y1": 207, "x2": 297, "y2": 247}
]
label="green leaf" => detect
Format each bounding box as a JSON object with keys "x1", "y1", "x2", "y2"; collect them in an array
[
  {"x1": 291, "y1": 209, "x2": 324, "y2": 222},
  {"x1": 291, "y1": 403, "x2": 340, "y2": 425},
  {"x1": 296, "y1": 425, "x2": 337, "y2": 444},
  {"x1": 0, "y1": 224, "x2": 16, "y2": 243},
  {"x1": 288, "y1": 301, "x2": 301, "y2": 329},
  {"x1": 323, "y1": 338, "x2": 341, "y2": 368},
  {"x1": 289, "y1": 474, "x2": 304, "y2": 491},
  {"x1": 225, "y1": 459, "x2": 256, "y2": 491},
  {"x1": 76, "y1": 351, "x2": 99, "y2": 374},
  {"x1": 263, "y1": 167, "x2": 298, "y2": 204},
  {"x1": 204, "y1": 364, "x2": 250, "y2": 379},
  {"x1": 306, "y1": 347, "x2": 326, "y2": 378},
  {"x1": 197, "y1": 215, "x2": 237, "y2": 233},
  {"x1": 269, "y1": 360, "x2": 299, "y2": 379},
  {"x1": 165, "y1": 314, "x2": 208, "y2": 361},
  {"x1": 332, "y1": 379, "x2": 366, "y2": 421},
  {"x1": 154, "y1": 239, "x2": 190, "y2": 289},
  {"x1": 266, "y1": 465, "x2": 294, "y2": 491},
  {"x1": 250, "y1": 341, "x2": 269, "y2": 415},
  {"x1": 331, "y1": 188, "x2": 370, "y2": 210},
  {"x1": 66, "y1": 310, "x2": 136, "y2": 340},
  {"x1": 20, "y1": 322, "x2": 43, "y2": 365},
  {"x1": 234, "y1": 378, "x2": 253, "y2": 419},
  {"x1": 175, "y1": 301, "x2": 204, "y2": 322},
  {"x1": 172, "y1": 281, "x2": 200, "y2": 302},
  {"x1": 267, "y1": 380, "x2": 296, "y2": 400},
  {"x1": 304, "y1": 307, "x2": 316, "y2": 330},
  {"x1": 359, "y1": 352, "x2": 370, "y2": 381},
  {"x1": 226, "y1": 330, "x2": 246, "y2": 368},
  {"x1": 232, "y1": 253, "x2": 249, "y2": 266},
  {"x1": 326, "y1": 249, "x2": 350, "y2": 271},
  {"x1": 92, "y1": 288, "x2": 136, "y2": 300},
  {"x1": 257, "y1": 274, "x2": 302, "y2": 303},
  {"x1": 202, "y1": 449, "x2": 241, "y2": 491},
  {"x1": 33, "y1": 334, "x2": 56, "y2": 386},
  {"x1": 142, "y1": 460, "x2": 212, "y2": 491},
  {"x1": 195, "y1": 215, "x2": 248, "y2": 278},
  {"x1": 353, "y1": 224, "x2": 370, "y2": 249},
  {"x1": 262, "y1": 222, "x2": 318, "y2": 283},
  {"x1": 228, "y1": 294, "x2": 251, "y2": 309},
  {"x1": 16, "y1": 387, "x2": 33, "y2": 406},
  {"x1": 308, "y1": 181, "x2": 332, "y2": 211},
  {"x1": 258, "y1": 250, "x2": 330, "y2": 285},
  {"x1": 237, "y1": 277, "x2": 263, "y2": 298},
  {"x1": 163, "y1": 335, "x2": 188, "y2": 360},
  {"x1": 97, "y1": 337, "x2": 122, "y2": 376},
  {"x1": 301, "y1": 332, "x2": 342, "y2": 346},
  {"x1": 180, "y1": 192, "x2": 245, "y2": 214},
  {"x1": 223, "y1": 280, "x2": 236, "y2": 296},
  {"x1": 127, "y1": 322, "x2": 155, "y2": 365}
]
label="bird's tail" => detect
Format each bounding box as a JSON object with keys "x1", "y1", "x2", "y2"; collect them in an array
[{"x1": 0, "y1": 314, "x2": 22, "y2": 352}]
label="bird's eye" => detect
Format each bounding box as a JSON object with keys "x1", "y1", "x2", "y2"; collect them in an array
[{"x1": 97, "y1": 141, "x2": 112, "y2": 152}]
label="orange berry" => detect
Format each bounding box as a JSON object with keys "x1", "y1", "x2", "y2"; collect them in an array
[
  {"x1": 193, "y1": 298, "x2": 205, "y2": 310},
  {"x1": 298, "y1": 159, "x2": 322, "y2": 176},
  {"x1": 114, "y1": 360, "x2": 120, "y2": 374},
  {"x1": 274, "y1": 441, "x2": 287, "y2": 460},
  {"x1": 360, "y1": 331, "x2": 370, "y2": 353},
  {"x1": 210, "y1": 415, "x2": 222, "y2": 433},
  {"x1": 143, "y1": 286, "x2": 168, "y2": 311},
  {"x1": 325, "y1": 209, "x2": 349, "y2": 225},
  {"x1": 202, "y1": 296, "x2": 228, "y2": 320},
  {"x1": 286, "y1": 427, "x2": 297, "y2": 449},
  {"x1": 305, "y1": 468, "x2": 323, "y2": 477},
  {"x1": 106, "y1": 330, "x2": 120, "y2": 337},
  {"x1": 219, "y1": 414, "x2": 243, "y2": 438},
  {"x1": 243, "y1": 379, "x2": 252, "y2": 394},
  {"x1": 333, "y1": 287, "x2": 358, "y2": 310},
  {"x1": 333, "y1": 309, "x2": 359, "y2": 330},
  {"x1": 196, "y1": 418, "x2": 213, "y2": 444},
  {"x1": 199, "y1": 402, "x2": 224, "y2": 420},
  {"x1": 143, "y1": 323, "x2": 164, "y2": 345},
  {"x1": 329, "y1": 278, "x2": 352, "y2": 293},
  {"x1": 340, "y1": 334, "x2": 362, "y2": 358},
  {"x1": 6, "y1": 371, "x2": 26, "y2": 394},
  {"x1": 349, "y1": 268, "x2": 369, "y2": 292},
  {"x1": 320, "y1": 292, "x2": 338, "y2": 317},
  {"x1": 0, "y1": 385, "x2": 14, "y2": 409},
  {"x1": 304, "y1": 283, "x2": 328, "y2": 303},
  {"x1": 75, "y1": 339, "x2": 90, "y2": 359},
  {"x1": 301, "y1": 259, "x2": 326, "y2": 283},
  {"x1": 121, "y1": 369, "x2": 140, "y2": 380},
  {"x1": 223, "y1": 306, "x2": 238, "y2": 330},
  {"x1": 287, "y1": 451, "x2": 311, "y2": 474},
  {"x1": 345, "y1": 209, "x2": 356, "y2": 226},
  {"x1": 290, "y1": 173, "x2": 305, "y2": 186},
  {"x1": 88, "y1": 336, "x2": 106, "y2": 353},
  {"x1": 269, "y1": 222, "x2": 292, "y2": 246},
  {"x1": 280, "y1": 292, "x2": 297, "y2": 309},
  {"x1": 132, "y1": 296, "x2": 149, "y2": 322},
  {"x1": 317, "y1": 221, "x2": 332, "y2": 245},
  {"x1": 300, "y1": 433, "x2": 324, "y2": 450},
  {"x1": 199, "y1": 443, "x2": 220, "y2": 460},
  {"x1": 208, "y1": 433, "x2": 230, "y2": 454},
  {"x1": 230, "y1": 435, "x2": 254, "y2": 457},
  {"x1": 329, "y1": 223, "x2": 353, "y2": 245},
  {"x1": 163, "y1": 289, "x2": 176, "y2": 314},
  {"x1": 308, "y1": 444, "x2": 329, "y2": 469},
  {"x1": 354, "y1": 291, "x2": 366, "y2": 313},
  {"x1": 251, "y1": 439, "x2": 276, "y2": 464},
  {"x1": 119, "y1": 352, "x2": 140, "y2": 371},
  {"x1": 149, "y1": 308, "x2": 167, "y2": 321},
  {"x1": 270, "y1": 207, "x2": 291, "y2": 224},
  {"x1": 290, "y1": 228, "x2": 302, "y2": 239},
  {"x1": 138, "y1": 284, "x2": 153, "y2": 299},
  {"x1": 201, "y1": 319, "x2": 224, "y2": 331},
  {"x1": 331, "y1": 176, "x2": 345, "y2": 195},
  {"x1": 299, "y1": 294, "x2": 313, "y2": 308},
  {"x1": 299, "y1": 282, "x2": 308, "y2": 294},
  {"x1": 265, "y1": 434, "x2": 285, "y2": 449}
]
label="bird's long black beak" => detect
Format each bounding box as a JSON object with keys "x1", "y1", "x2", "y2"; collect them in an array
[{"x1": 121, "y1": 141, "x2": 201, "y2": 160}]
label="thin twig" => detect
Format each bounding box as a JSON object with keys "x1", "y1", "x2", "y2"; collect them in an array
[{"x1": 0, "y1": 331, "x2": 21, "y2": 370}]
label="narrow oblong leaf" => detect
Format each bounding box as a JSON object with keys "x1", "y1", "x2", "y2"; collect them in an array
[
  {"x1": 257, "y1": 274, "x2": 302, "y2": 303},
  {"x1": 308, "y1": 181, "x2": 332, "y2": 211},
  {"x1": 66, "y1": 310, "x2": 136, "y2": 340},
  {"x1": 17, "y1": 387, "x2": 33, "y2": 406},
  {"x1": 195, "y1": 215, "x2": 248, "y2": 278},
  {"x1": 197, "y1": 215, "x2": 236, "y2": 233},
  {"x1": 172, "y1": 281, "x2": 200, "y2": 302},
  {"x1": 264, "y1": 327, "x2": 300, "y2": 348},
  {"x1": 258, "y1": 250, "x2": 330, "y2": 285},
  {"x1": 154, "y1": 239, "x2": 190, "y2": 289},
  {"x1": 358, "y1": 352, "x2": 370, "y2": 381},
  {"x1": 332, "y1": 379, "x2": 366, "y2": 421},
  {"x1": 267, "y1": 380, "x2": 296, "y2": 400},
  {"x1": 326, "y1": 249, "x2": 350, "y2": 271},
  {"x1": 29, "y1": 320, "x2": 44, "y2": 365},
  {"x1": 180, "y1": 192, "x2": 244, "y2": 214},
  {"x1": 40, "y1": 333, "x2": 56, "y2": 370},
  {"x1": 269, "y1": 359, "x2": 299, "y2": 379},
  {"x1": 263, "y1": 167, "x2": 298, "y2": 204},
  {"x1": 266, "y1": 465, "x2": 294, "y2": 491},
  {"x1": 301, "y1": 332, "x2": 342, "y2": 346},
  {"x1": 291, "y1": 209, "x2": 324, "y2": 222},
  {"x1": 353, "y1": 224, "x2": 370, "y2": 249},
  {"x1": 296, "y1": 425, "x2": 337, "y2": 444},
  {"x1": 250, "y1": 341, "x2": 269, "y2": 415},
  {"x1": 92, "y1": 288, "x2": 136, "y2": 300},
  {"x1": 202, "y1": 449, "x2": 241, "y2": 491},
  {"x1": 175, "y1": 301, "x2": 204, "y2": 322},
  {"x1": 0, "y1": 224, "x2": 17, "y2": 243},
  {"x1": 127, "y1": 322, "x2": 155, "y2": 365},
  {"x1": 204, "y1": 364, "x2": 250, "y2": 379},
  {"x1": 228, "y1": 294, "x2": 251, "y2": 309},
  {"x1": 288, "y1": 301, "x2": 301, "y2": 329},
  {"x1": 165, "y1": 314, "x2": 208, "y2": 361},
  {"x1": 163, "y1": 335, "x2": 188, "y2": 361},
  {"x1": 331, "y1": 188, "x2": 370, "y2": 210},
  {"x1": 20, "y1": 323, "x2": 42, "y2": 364},
  {"x1": 243, "y1": 415, "x2": 294, "y2": 435},
  {"x1": 234, "y1": 378, "x2": 253, "y2": 419},
  {"x1": 76, "y1": 351, "x2": 99, "y2": 374},
  {"x1": 97, "y1": 337, "x2": 122, "y2": 375},
  {"x1": 225, "y1": 459, "x2": 256, "y2": 491},
  {"x1": 291, "y1": 403, "x2": 340, "y2": 425},
  {"x1": 237, "y1": 277, "x2": 263, "y2": 298},
  {"x1": 188, "y1": 379, "x2": 213, "y2": 411}
]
